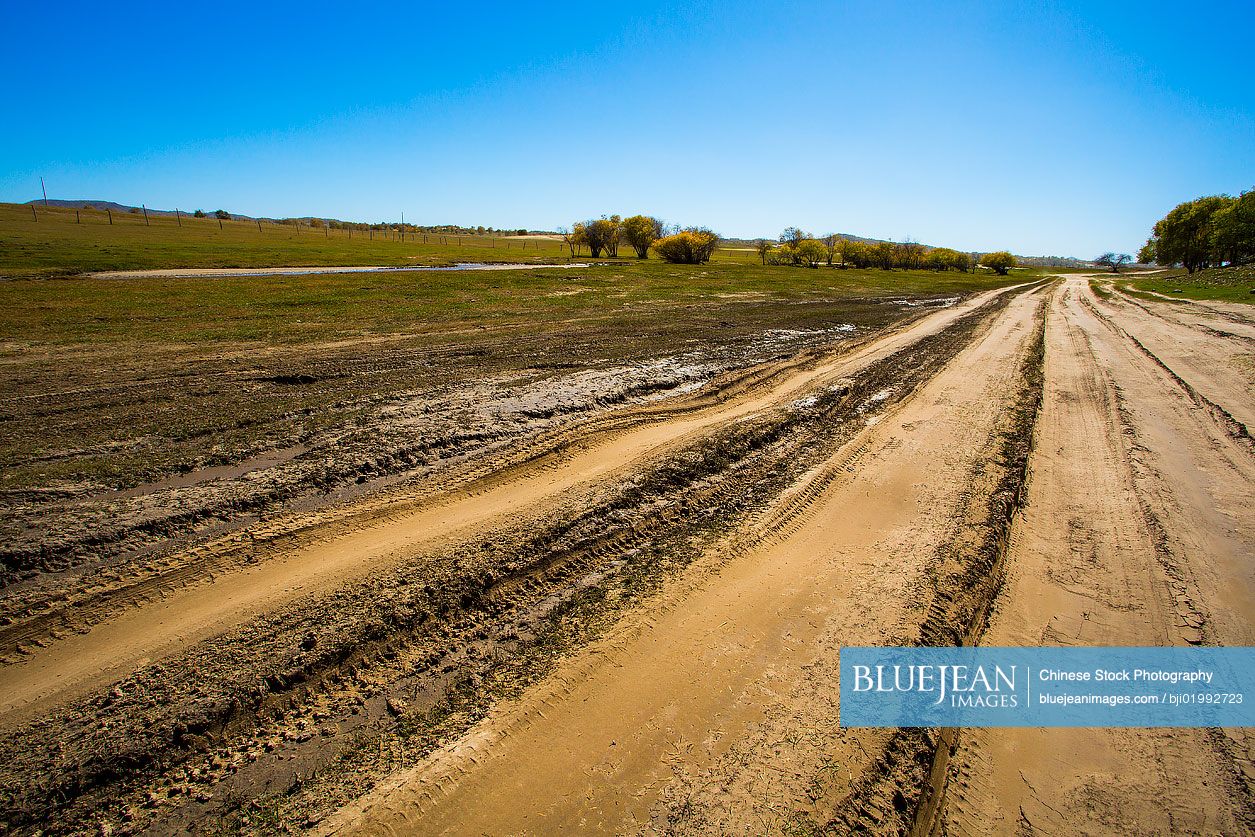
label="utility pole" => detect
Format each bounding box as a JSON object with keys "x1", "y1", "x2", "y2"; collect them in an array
[{"x1": 40, "y1": 177, "x2": 48, "y2": 206}]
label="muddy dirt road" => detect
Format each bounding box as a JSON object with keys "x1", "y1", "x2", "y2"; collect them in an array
[{"x1": 1, "y1": 276, "x2": 1250, "y2": 835}]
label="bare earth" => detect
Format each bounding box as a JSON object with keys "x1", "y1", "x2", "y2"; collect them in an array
[{"x1": 1, "y1": 277, "x2": 1251, "y2": 834}]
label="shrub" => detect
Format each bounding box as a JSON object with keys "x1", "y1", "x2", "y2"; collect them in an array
[
  {"x1": 653, "y1": 228, "x2": 719, "y2": 264},
  {"x1": 980, "y1": 251, "x2": 1017, "y2": 275}
]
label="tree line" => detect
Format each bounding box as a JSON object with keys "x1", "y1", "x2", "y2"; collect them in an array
[
  {"x1": 1139, "y1": 188, "x2": 1255, "y2": 272},
  {"x1": 560, "y1": 216, "x2": 1018, "y2": 272},
  {"x1": 756, "y1": 228, "x2": 1017, "y2": 275}
]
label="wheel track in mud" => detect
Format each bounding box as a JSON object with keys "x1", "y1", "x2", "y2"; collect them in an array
[
  {"x1": 0, "y1": 345, "x2": 829, "y2": 659},
  {"x1": 817, "y1": 283, "x2": 1049, "y2": 836},
  {"x1": 1078, "y1": 291, "x2": 1252, "y2": 445}
]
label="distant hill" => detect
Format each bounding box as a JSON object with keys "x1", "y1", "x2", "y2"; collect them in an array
[
  {"x1": 28, "y1": 199, "x2": 259, "y2": 221},
  {"x1": 25, "y1": 199, "x2": 529, "y2": 234}
]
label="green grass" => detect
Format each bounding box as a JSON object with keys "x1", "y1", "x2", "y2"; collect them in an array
[
  {"x1": 2, "y1": 201, "x2": 1070, "y2": 283},
  {"x1": 1088, "y1": 278, "x2": 1113, "y2": 300},
  {"x1": 0, "y1": 255, "x2": 1022, "y2": 348},
  {"x1": 1122, "y1": 263, "x2": 1255, "y2": 304},
  {"x1": 0, "y1": 201, "x2": 573, "y2": 277}
]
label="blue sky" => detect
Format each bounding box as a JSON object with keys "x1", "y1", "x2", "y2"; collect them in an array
[{"x1": 3, "y1": 0, "x2": 1252, "y2": 257}]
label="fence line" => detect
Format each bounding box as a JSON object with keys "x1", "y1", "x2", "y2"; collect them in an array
[{"x1": 1, "y1": 204, "x2": 573, "y2": 251}]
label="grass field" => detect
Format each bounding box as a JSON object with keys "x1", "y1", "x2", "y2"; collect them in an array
[
  {"x1": 0, "y1": 196, "x2": 1039, "y2": 346},
  {"x1": 0, "y1": 201, "x2": 575, "y2": 276},
  {"x1": 0, "y1": 259, "x2": 1024, "y2": 347},
  {"x1": 1122, "y1": 263, "x2": 1255, "y2": 304}
]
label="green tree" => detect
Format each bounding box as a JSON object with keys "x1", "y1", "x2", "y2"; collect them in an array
[
  {"x1": 843, "y1": 240, "x2": 872, "y2": 268},
  {"x1": 895, "y1": 239, "x2": 925, "y2": 269},
  {"x1": 571, "y1": 222, "x2": 590, "y2": 255},
  {"x1": 797, "y1": 239, "x2": 826, "y2": 268},
  {"x1": 980, "y1": 251, "x2": 1017, "y2": 275},
  {"x1": 214, "y1": 209, "x2": 231, "y2": 220},
  {"x1": 653, "y1": 228, "x2": 719, "y2": 264},
  {"x1": 622, "y1": 215, "x2": 664, "y2": 258},
  {"x1": 192, "y1": 209, "x2": 206, "y2": 218},
  {"x1": 755, "y1": 239, "x2": 775, "y2": 265},
  {"x1": 873, "y1": 241, "x2": 895, "y2": 269},
  {"x1": 1145, "y1": 195, "x2": 1232, "y2": 272},
  {"x1": 580, "y1": 217, "x2": 620, "y2": 258},
  {"x1": 822, "y1": 234, "x2": 844, "y2": 266},
  {"x1": 1210, "y1": 189, "x2": 1255, "y2": 265},
  {"x1": 779, "y1": 227, "x2": 809, "y2": 247},
  {"x1": 926, "y1": 247, "x2": 968, "y2": 271}
]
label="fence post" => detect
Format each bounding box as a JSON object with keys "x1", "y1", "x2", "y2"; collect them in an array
[
  {"x1": 219, "y1": 218, "x2": 223, "y2": 230},
  {"x1": 176, "y1": 208, "x2": 182, "y2": 226},
  {"x1": 258, "y1": 219, "x2": 263, "y2": 233},
  {"x1": 107, "y1": 209, "x2": 113, "y2": 225},
  {"x1": 76, "y1": 210, "x2": 81, "y2": 224},
  {"x1": 31, "y1": 204, "x2": 37, "y2": 221},
  {"x1": 142, "y1": 204, "x2": 149, "y2": 226}
]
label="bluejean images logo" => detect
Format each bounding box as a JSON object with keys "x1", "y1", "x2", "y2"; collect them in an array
[
  {"x1": 839, "y1": 647, "x2": 1255, "y2": 728},
  {"x1": 851, "y1": 659, "x2": 1020, "y2": 709}
]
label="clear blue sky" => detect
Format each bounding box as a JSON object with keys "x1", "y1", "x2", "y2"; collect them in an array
[{"x1": 3, "y1": 0, "x2": 1252, "y2": 257}]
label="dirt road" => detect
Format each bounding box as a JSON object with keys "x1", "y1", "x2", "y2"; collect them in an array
[
  {"x1": 3, "y1": 276, "x2": 1250, "y2": 835},
  {"x1": 940, "y1": 278, "x2": 1254, "y2": 835}
]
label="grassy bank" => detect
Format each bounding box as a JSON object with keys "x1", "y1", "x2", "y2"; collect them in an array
[{"x1": 1122, "y1": 264, "x2": 1255, "y2": 304}]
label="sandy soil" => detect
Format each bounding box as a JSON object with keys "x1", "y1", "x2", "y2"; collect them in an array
[{"x1": 2, "y1": 277, "x2": 1250, "y2": 835}]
